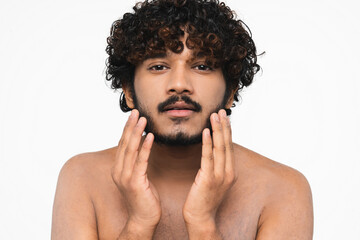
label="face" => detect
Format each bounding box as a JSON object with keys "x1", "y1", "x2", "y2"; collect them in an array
[{"x1": 126, "y1": 42, "x2": 232, "y2": 146}]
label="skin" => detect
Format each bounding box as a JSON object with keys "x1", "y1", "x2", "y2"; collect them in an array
[{"x1": 51, "y1": 43, "x2": 314, "y2": 239}]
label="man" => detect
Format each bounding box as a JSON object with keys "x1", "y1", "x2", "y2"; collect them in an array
[{"x1": 52, "y1": 0, "x2": 313, "y2": 239}]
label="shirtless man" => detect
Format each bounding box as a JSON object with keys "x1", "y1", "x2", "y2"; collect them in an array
[{"x1": 51, "y1": 0, "x2": 313, "y2": 239}]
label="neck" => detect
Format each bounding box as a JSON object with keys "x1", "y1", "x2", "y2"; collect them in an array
[{"x1": 147, "y1": 141, "x2": 202, "y2": 182}]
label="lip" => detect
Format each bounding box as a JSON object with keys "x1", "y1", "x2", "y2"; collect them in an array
[
  {"x1": 163, "y1": 101, "x2": 196, "y2": 111},
  {"x1": 165, "y1": 109, "x2": 194, "y2": 117},
  {"x1": 163, "y1": 101, "x2": 196, "y2": 118}
]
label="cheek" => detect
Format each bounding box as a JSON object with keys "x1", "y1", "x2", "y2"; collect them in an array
[
  {"x1": 196, "y1": 79, "x2": 226, "y2": 106},
  {"x1": 134, "y1": 80, "x2": 162, "y2": 110}
]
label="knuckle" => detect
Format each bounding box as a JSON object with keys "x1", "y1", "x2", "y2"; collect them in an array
[
  {"x1": 128, "y1": 180, "x2": 140, "y2": 193},
  {"x1": 226, "y1": 174, "x2": 235, "y2": 184},
  {"x1": 199, "y1": 171, "x2": 214, "y2": 184},
  {"x1": 120, "y1": 174, "x2": 131, "y2": 185},
  {"x1": 215, "y1": 144, "x2": 226, "y2": 152},
  {"x1": 225, "y1": 143, "x2": 234, "y2": 151},
  {"x1": 118, "y1": 138, "x2": 129, "y2": 151},
  {"x1": 225, "y1": 172, "x2": 236, "y2": 186},
  {"x1": 214, "y1": 173, "x2": 225, "y2": 184},
  {"x1": 141, "y1": 142, "x2": 151, "y2": 151},
  {"x1": 124, "y1": 148, "x2": 130, "y2": 156},
  {"x1": 125, "y1": 146, "x2": 138, "y2": 155},
  {"x1": 120, "y1": 138, "x2": 128, "y2": 147},
  {"x1": 111, "y1": 167, "x2": 121, "y2": 183},
  {"x1": 205, "y1": 178, "x2": 216, "y2": 189},
  {"x1": 202, "y1": 153, "x2": 214, "y2": 160},
  {"x1": 134, "y1": 123, "x2": 144, "y2": 132},
  {"x1": 111, "y1": 171, "x2": 120, "y2": 185}
]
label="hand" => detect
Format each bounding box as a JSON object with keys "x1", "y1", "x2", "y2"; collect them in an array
[
  {"x1": 111, "y1": 109, "x2": 161, "y2": 230},
  {"x1": 183, "y1": 109, "x2": 237, "y2": 227}
]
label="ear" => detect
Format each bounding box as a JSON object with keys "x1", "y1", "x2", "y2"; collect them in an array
[
  {"x1": 224, "y1": 87, "x2": 239, "y2": 109},
  {"x1": 122, "y1": 85, "x2": 135, "y2": 109}
]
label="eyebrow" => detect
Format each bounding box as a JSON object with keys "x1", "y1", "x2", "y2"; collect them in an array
[
  {"x1": 143, "y1": 53, "x2": 167, "y2": 60},
  {"x1": 142, "y1": 51, "x2": 210, "y2": 64}
]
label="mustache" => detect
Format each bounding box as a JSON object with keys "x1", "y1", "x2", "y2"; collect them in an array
[{"x1": 158, "y1": 95, "x2": 202, "y2": 113}]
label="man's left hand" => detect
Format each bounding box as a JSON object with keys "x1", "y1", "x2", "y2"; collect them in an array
[{"x1": 183, "y1": 109, "x2": 237, "y2": 238}]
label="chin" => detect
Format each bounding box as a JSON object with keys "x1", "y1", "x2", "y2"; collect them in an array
[
  {"x1": 143, "y1": 115, "x2": 212, "y2": 146},
  {"x1": 149, "y1": 130, "x2": 203, "y2": 146}
]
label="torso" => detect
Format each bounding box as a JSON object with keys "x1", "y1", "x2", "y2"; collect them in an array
[{"x1": 84, "y1": 144, "x2": 291, "y2": 240}]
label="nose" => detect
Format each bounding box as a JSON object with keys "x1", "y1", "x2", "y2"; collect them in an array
[{"x1": 166, "y1": 64, "x2": 194, "y2": 95}]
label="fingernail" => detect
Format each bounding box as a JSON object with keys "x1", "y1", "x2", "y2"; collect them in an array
[
  {"x1": 145, "y1": 133, "x2": 151, "y2": 142},
  {"x1": 137, "y1": 117, "x2": 146, "y2": 126},
  {"x1": 204, "y1": 128, "x2": 210, "y2": 137},
  {"x1": 220, "y1": 109, "x2": 226, "y2": 118},
  {"x1": 129, "y1": 110, "x2": 134, "y2": 119},
  {"x1": 214, "y1": 114, "x2": 220, "y2": 122}
]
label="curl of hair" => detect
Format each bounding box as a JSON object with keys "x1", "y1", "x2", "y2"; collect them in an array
[{"x1": 106, "y1": 0, "x2": 260, "y2": 113}]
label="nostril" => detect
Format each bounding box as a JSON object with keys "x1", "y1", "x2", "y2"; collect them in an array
[{"x1": 168, "y1": 89, "x2": 190, "y2": 94}]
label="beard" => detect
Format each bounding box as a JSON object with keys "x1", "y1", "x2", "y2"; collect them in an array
[{"x1": 132, "y1": 92, "x2": 228, "y2": 146}]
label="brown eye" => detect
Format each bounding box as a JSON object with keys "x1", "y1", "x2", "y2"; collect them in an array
[
  {"x1": 194, "y1": 65, "x2": 213, "y2": 71},
  {"x1": 148, "y1": 65, "x2": 168, "y2": 71}
]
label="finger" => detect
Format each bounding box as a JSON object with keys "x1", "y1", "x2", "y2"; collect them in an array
[
  {"x1": 114, "y1": 110, "x2": 139, "y2": 172},
  {"x1": 121, "y1": 117, "x2": 147, "y2": 178},
  {"x1": 115, "y1": 109, "x2": 139, "y2": 157},
  {"x1": 133, "y1": 133, "x2": 154, "y2": 177},
  {"x1": 210, "y1": 112, "x2": 226, "y2": 178},
  {"x1": 219, "y1": 109, "x2": 235, "y2": 176},
  {"x1": 200, "y1": 128, "x2": 214, "y2": 173},
  {"x1": 118, "y1": 109, "x2": 139, "y2": 148}
]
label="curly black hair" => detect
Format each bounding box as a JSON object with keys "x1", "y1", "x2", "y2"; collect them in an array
[{"x1": 106, "y1": 0, "x2": 260, "y2": 114}]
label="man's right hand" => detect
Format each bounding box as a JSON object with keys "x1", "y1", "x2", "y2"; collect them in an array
[{"x1": 111, "y1": 109, "x2": 161, "y2": 238}]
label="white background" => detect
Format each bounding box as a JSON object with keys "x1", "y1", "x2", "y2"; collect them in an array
[{"x1": 0, "y1": 0, "x2": 359, "y2": 239}]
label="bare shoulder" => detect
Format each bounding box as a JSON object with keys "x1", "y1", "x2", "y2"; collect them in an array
[
  {"x1": 54, "y1": 147, "x2": 118, "y2": 200},
  {"x1": 233, "y1": 144, "x2": 312, "y2": 191},
  {"x1": 54, "y1": 148, "x2": 116, "y2": 193},
  {"x1": 58, "y1": 147, "x2": 119, "y2": 194},
  {"x1": 61, "y1": 147, "x2": 117, "y2": 174},
  {"x1": 233, "y1": 144, "x2": 313, "y2": 239},
  {"x1": 51, "y1": 147, "x2": 117, "y2": 240},
  {"x1": 63, "y1": 147, "x2": 116, "y2": 171}
]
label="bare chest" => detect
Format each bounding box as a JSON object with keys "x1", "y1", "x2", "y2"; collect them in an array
[
  {"x1": 94, "y1": 185, "x2": 261, "y2": 240},
  {"x1": 152, "y1": 197, "x2": 260, "y2": 240}
]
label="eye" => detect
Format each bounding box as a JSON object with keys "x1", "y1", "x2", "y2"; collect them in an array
[
  {"x1": 194, "y1": 64, "x2": 213, "y2": 71},
  {"x1": 148, "y1": 65, "x2": 169, "y2": 71}
]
